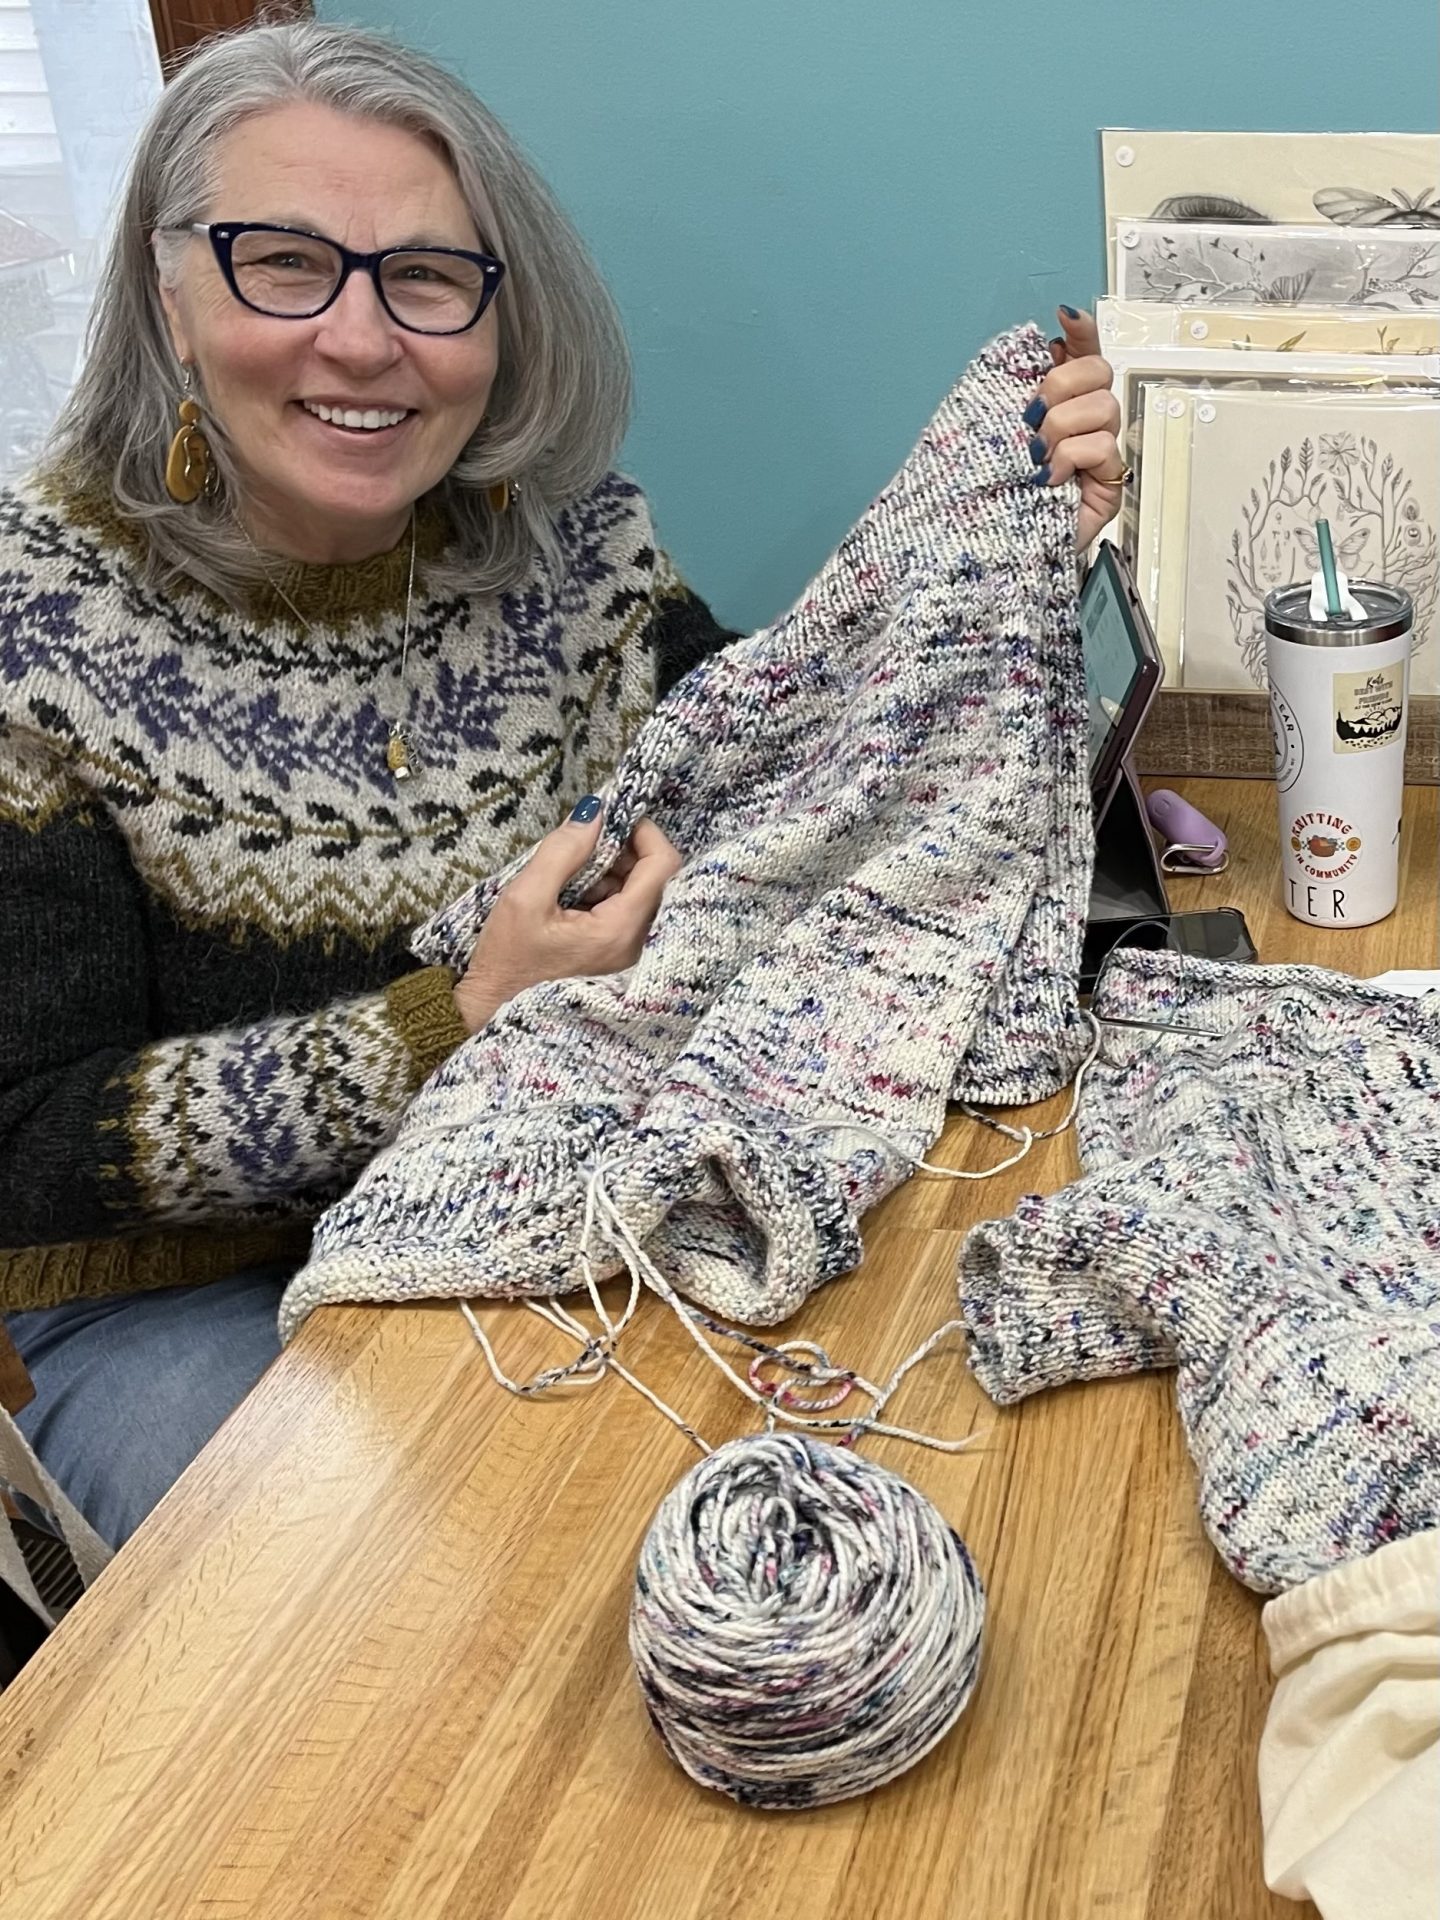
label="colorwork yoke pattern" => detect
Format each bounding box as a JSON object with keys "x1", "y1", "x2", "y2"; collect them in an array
[
  {"x1": 0, "y1": 467, "x2": 728, "y2": 1309},
  {"x1": 959, "y1": 950, "x2": 1440, "y2": 1594},
  {"x1": 280, "y1": 323, "x2": 1094, "y2": 1341}
]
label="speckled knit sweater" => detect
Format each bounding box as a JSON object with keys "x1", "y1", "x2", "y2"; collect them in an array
[
  {"x1": 280, "y1": 322, "x2": 1096, "y2": 1340},
  {"x1": 959, "y1": 949, "x2": 1440, "y2": 1594},
  {"x1": 0, "y1": 472, "x2": 729, "y2": 1309}
]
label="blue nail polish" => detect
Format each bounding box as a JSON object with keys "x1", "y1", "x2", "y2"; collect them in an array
[
  {"x1": 1028, "y1": 463, "x2": 1053, "y2": 487},
  {"x1": 1022, "y1": 396, "x2": 1047, "y2": 430},
  {"x1": 1028, "y1": 434, "x2": 1048, "y2": 465},
  {"x1": 1060, "y1": 304, "x2": 1081, "y2": 319},
  {"x1": 570, "y1": 794, "x2": 601, "y2": 823}
]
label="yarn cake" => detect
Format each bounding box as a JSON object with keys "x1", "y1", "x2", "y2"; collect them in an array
[{"x1": 629, "y1": 1434, "x2": 985, "y2": 1808}]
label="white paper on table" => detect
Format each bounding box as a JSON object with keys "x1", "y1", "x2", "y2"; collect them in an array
[{"x1": 1369, "y1": 970, "x2": 1440, "y2": 995}]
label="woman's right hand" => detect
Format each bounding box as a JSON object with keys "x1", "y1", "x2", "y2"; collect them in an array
[{"x1": 452, "y1": 800, "x2": 682, "y2": 1034}]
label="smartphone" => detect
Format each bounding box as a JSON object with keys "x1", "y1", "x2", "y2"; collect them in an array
[{"x1": 1079, "y1": 907, "x2": 1257, "y2": 995}]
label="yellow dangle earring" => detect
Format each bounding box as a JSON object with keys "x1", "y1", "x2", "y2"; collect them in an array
[
  {"x1": 486, "y1": 477, "x2": 517, "y2": 514},
  {"x1": 164, "y1": 365, "x2": 213, "y2": 505}
]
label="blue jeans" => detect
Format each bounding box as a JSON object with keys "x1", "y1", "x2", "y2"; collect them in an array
[{"x1": 6, "y1": 1264, "x2": 291, "y2": 1549}]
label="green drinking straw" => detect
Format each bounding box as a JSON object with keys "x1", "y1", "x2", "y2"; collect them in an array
[{"x1": 1315, "y1": 518, "x2": 1343, "y2": 619}]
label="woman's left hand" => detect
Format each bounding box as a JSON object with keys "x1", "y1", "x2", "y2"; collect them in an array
[{"x1": 1022, "y1": 306, "x2": 1125, "y2": 552}]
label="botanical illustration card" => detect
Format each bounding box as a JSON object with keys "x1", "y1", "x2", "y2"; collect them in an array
[
  {"x1": 1114, "y1": 221, "x2": 1440, "y2": 309},
  {"x1": 1179, "y1": 389, "x2": 1440, "y2": 695},
  {"x1": 1098, "y1": 296, "x2": 1440, "y2": 359},
  {"x1": 1101, "y1": 130, "x2": 1440, "y2": 284},
  {"x1": 1133, "y1": 385, "x2": 1178, "y2": 622},
  {"x1": 1151, "y1": 389, "x2": 1202, "y2": 685},
  {"x1": 1106, "y1": 342, "x2": 1440, "y2": 455}
]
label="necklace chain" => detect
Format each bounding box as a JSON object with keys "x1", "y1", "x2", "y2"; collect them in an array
[{"x1": 241, "y1": 512, "x2": 419, "y2": 783}]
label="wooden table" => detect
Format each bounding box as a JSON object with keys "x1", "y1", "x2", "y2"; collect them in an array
[{"x1": 0, "y1": 780, "x2": 1435, "y2": 1920}]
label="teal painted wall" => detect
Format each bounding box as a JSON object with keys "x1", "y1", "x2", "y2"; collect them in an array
[{"x1": 320, "y1": 0, "x2": 1439, "y2": 630}]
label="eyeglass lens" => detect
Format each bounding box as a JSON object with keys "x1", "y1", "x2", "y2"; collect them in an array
[{"x1": 229, "y1": 229, "x2": 488, "y2": 332}]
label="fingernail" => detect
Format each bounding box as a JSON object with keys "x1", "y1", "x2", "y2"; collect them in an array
[
  {"x1": 1028, "y1": 434, "x2": 1048, "y2": 465},
  {"x1": 570, "y1": 795, "x2": 602, "y2": 823},
  {"x1": 1028, "y1": 463, "x2": 1053, "y2": 487},
  {"x1": 1059, "y1": 304, "x2": 1081, "y2": 319},
  {"x1": 1022, "y1": 396, "x2": 1047, "y2": 429}
]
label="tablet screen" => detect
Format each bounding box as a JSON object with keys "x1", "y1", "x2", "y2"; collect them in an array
[{"x1": 1080, "y1": 542, "x2": 1161, "y2": 802}]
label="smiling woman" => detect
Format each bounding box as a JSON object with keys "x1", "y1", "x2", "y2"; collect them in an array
[
  {"x1": 49, "y1": 27, "x2": 634, "y2": 603},
  {"x1": 0, "y1": 15, "x2": 1122, "y2": 1566},
  {"x1": 0, "y1": 19, "x2": 733, "y2": 1553},
  {"x1": 151, "y1": 102, "x2": 507, "y2": 564}
]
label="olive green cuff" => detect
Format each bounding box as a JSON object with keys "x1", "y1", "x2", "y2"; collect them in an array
[
  {"x1": 384, "y1": 965, "x2": 470, "y2": 1087},
  {"x1": 0, "y1": 1221, "x2": 314, "y2": 1313}
]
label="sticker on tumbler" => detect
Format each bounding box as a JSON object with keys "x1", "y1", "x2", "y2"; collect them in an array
[
  {"x1": 1333, "y1": 665, "x2": 1404, "y2": 755},
  {"x1": 1290, "y1": 810, "x2": 1362, "y2": 879},
  {"x1": 1270, "y1": 684, "x2": 1303, "y2": 793}
]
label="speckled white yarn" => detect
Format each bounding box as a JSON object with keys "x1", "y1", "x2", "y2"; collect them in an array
[
  {"x1": 280, "y1": 321, "x2": 1091, "y2": 1346},
  {"x1": 629, "y1": 1433, "x2": 985, "y2": 1809}
]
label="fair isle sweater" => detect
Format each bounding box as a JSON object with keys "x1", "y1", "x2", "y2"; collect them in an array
[{"x1": 0, "y1": 474, "x2": 730, "y2": 1311}]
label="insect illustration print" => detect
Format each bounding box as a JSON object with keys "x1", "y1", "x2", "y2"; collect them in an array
[
  {"x1": 1150, "y1": 195, "x2": 1273, "y2": 223},
  {"x1": 1293, "y1": 518, "x2": 1369, "y2": 574},
  {"x1": 1314, "y1": 187, "x2": 1440, "y2": 228}
]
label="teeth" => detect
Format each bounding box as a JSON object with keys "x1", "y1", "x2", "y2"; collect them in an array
[{"x1": 303, "y1": 402, "x2": 408, "y2": 430}]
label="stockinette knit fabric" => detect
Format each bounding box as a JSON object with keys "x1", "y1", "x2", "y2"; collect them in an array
[
  {"x1": 279, "y1": 322, "x2": 1093, "y2": 1341},
  {"x1": 959, "y1": 949, "x2": 1440, "y2": 1594}
]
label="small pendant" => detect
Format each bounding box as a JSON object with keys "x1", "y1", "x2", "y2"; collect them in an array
[{"x1": 386, "y1": 725, "x2": 414, "y2": 782}]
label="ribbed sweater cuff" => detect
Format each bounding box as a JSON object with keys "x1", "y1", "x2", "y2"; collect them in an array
[
  {"x1": 0, "y1": 1221, "x2": 314, "y2": 1313},
  {"x1": 959, "y1": 1191, "x2": 1176, "y2": 1403},
  {"x1": 385, "y1": 966, "x2": 470, "y2": 1087}
]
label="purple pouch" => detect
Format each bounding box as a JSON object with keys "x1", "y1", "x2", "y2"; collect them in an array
[{"x1": 1145, "y1": 788, "x2": 1229, "y2": 874}]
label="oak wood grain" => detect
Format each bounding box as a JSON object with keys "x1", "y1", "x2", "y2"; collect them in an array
[{"x1": 0, "y1": 781, "x2": 1433, "y2": 1919}]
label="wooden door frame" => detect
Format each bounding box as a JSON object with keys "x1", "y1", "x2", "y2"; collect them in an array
[{"x1": 148, "y1": 1, "x2": 310, "y2": 70}]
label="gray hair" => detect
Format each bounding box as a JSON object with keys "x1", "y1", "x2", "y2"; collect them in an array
[{"x1": 43, "y1": 18, "x2": 632, "y2": 604}]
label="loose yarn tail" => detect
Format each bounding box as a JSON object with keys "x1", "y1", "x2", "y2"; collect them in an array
[{"x1": 458, "y1": 1015, "x2": 1102, "y2": 1456}]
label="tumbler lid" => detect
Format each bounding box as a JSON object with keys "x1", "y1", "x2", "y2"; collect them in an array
[{"x1": 1264, "y1": 580, "x2": 1413, "y2": 648}]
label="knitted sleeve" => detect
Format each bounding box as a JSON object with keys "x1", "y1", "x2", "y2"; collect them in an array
[
  {"x1": 0, "y1": 748, "x2": 466, "y2": 1244},
  {"x1": 958, "y1": 1166, "x2": 1191, "y2": 1404}
]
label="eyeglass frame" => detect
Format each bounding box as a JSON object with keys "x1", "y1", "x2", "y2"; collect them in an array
[{"x1": 174, "y1": 221, "x2": 507, "y2": 336}]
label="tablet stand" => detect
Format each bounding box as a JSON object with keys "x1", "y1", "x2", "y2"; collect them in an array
[{"x1": 1088, "y1": 754, "x2": 1169, "y2": 925}]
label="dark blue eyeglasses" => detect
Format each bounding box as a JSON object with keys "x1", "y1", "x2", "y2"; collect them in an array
[{"x1": 180, "y1": 222, "x2": 506, "y2": 336}]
